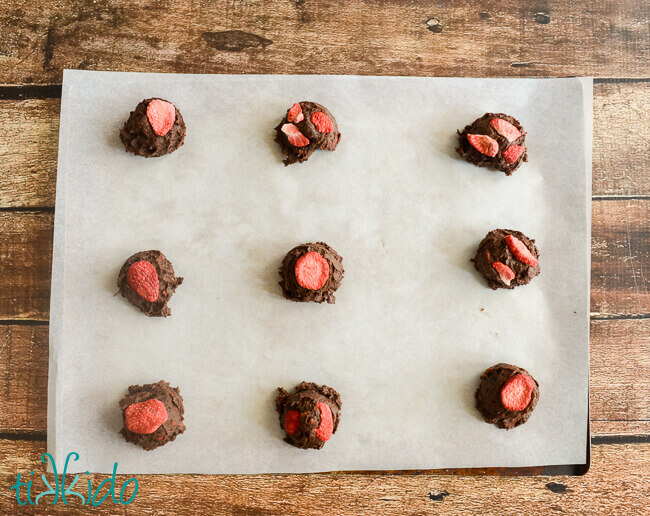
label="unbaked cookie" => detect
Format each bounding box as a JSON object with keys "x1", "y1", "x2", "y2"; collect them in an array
[
  {"x1": 279, "y1": 242, "x2": 344, "y2": 304},
  {"x1": 275, "y1": 382, "x2": 342, "y2": 449},
  {"x1": 457, "y1": 113, "x2": 527, "y2": 175},
  {"x1": 120, "y1": 98, "x2": 186, "y2": 157},
  {"x1": 117, "y1": 250, "x2": 183, "y2": 317},
  {"x1": 274, "y1": 101, "x2": 341, "y2": 165},
  {"x1": 472, "y1": 229, "x2": 540, "y2": 289},
  {"x1": 119, "y1": 380, "x2": 186, "y2": 450},
  {"x1": 475, "y1": 363, "x2": 539, "y2": 429}
]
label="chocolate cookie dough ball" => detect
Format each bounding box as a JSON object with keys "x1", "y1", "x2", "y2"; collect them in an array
[
  {"x1": 117, "y1": 250, "x2": 183, "y2": 317},
  {"x1": 279, "y1": 242, "x2": 344, "y2": 304},
  {"x1": 457, "y1": 113, "x2": 527, "y2": 175},
  {"x1": 120, "y1": 98, "x2": 186, "y2": 157},
  {"x1": 119, "y1": 380, "x2": 186, "y2": 450},
  {"x1": 274, "y1": 101, "x2": 341, "y2": 165},
  {"x1": 475, "y1": 363, "x2": 539, "y2": 429},
  {"x1": 472, "y1": 229, "x2": 540, "y2": 290},
  {"x1": 275, "y1": 382, "x2": 342, "y2": 450}
]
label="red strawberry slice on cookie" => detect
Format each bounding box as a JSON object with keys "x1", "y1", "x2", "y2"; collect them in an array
[
  {"x1": 284, "y1": 410, "x2": 301, "y2": 435},
  {"x1": 490, "y1": 118, "x2": 522, "y2": 143},
  {"x1": 505, "y1": 235, "x2": 538, "y2": 267},
  {"x1": 492, "y1": 261, "x2": 515, "y2": 286},
  {"x1": 281, "y1": 123, "x2": 310, "y2": 147},
  {"x1": 311, "y1": 111, "x2": 333, "y2": 133},
  {"x1": 146, "y1": 99, "x2": 176, "y2": 136},
  {"x1": 124, "y1": 399, "x2": 168, "y2": 434},
  {"x1": 467, "y1": 134, "x2": 499, "y2": 157},
  {"x1": 503, "y1": 145, "x2": 524, "y2": 165},
  {"x1": 126, "y1": 260, "x2": 160, "y2": 302},
  {"x1": 295, "y1": 252, "x2": 330, "y2": 290},
  {"x1": 500, "y1": 374, "x2": 535, "y2": 411},
  {"x1": 287, "y1": 103, "x2": 305, "y2": 123},
  {"x1": 314, "y1": 402, "x2": 334, "y2": 441}
]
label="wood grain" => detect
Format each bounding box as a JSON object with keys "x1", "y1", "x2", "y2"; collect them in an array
[
  {"x1": 0, "y1": 440, "x2": 648, "y2": 514},
  {"x1": 1, "y1": 319, "x2": 646, "y2": 435},
  {"x1": 0, "y1": 0, "x2": 648, "y2": 85},
  {"x1": 0, "y1": 213, "x2": 52, "y2": 321},
  {"x1": 1, "y1": 201, "x2": 646, "y2": 321},
  {"x1": 0, "y1": 325, "x2": 48, "y2": 434},
  {"x1": 593, "y1": 81, "x2": 650, "y2": 196},
  {"x1": 0, "y1": 99, "x2": 58, "y2": 208},
  {"x1": 589, "y1": 319, "x2": 650, "y2": 427},
  {"x1": 591, "y1": 200, "x2": 650, "y2": 317},
  {"x1": 0, "y1": 83, "x2": 648, "y2": 208}
]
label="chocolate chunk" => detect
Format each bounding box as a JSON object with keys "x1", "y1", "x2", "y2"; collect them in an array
[{"x1": 119, "y1": 380, "x2": 186, "y2": 450}]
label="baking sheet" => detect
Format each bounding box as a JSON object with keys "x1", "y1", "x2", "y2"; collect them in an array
[{"x1": 49, "y1": 70, "x2": 591, "y2": 473}]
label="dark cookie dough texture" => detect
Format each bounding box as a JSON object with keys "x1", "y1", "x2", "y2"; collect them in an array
[
  {"x1": 457, "y1": 113, "x2": 527, "y2": 175},
  {"x1": 119, "y1": 380, "x2": 186, "y2": 450},
  {"x1": 120, "y1": 98, "x2": 186, "y2": 157},
  {"x1": 473, "y1": 229, "x2": 540, "y2": 290},
  {"x1": 279, "y1": 242, "x2": 344, "y2": 304},
  {"x1": 475, "y1": 363, "x2": 540, "y2": 429},
  {"x1": 276, "y1": 382, "x2": 342, "y2": 450},
  {"x1": 117, "y1": 250, "x2": 183, "y2": 317},
  {"x1": 275, "y1": 101, "x2": 341, "y2": 165}
]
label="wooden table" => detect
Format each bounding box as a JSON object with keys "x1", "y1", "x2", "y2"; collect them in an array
[{"x1": 0, "y1": 1, "x2": 648, "y2": 513}]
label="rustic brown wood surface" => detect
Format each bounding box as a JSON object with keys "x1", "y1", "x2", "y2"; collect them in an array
[
  {"x1": 0, "y1": 0, "x2": 648, "y2": 513},
  {"x1": 0, "y1": 440, "x2": 648, "y2": 514},
  {"x1": 0, "y1": 0, "x2": 649, "y2": 83}
]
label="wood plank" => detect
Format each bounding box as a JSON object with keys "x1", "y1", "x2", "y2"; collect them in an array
[
  {"x1": 0, "y1": 200, "x2": 647, "y2": 321},
  {"x1": 0, "y1": 83, "x2": 648, "y2": 208},
  {"x1": 0, "y1": 99, "x2": 58, "y2": 208},
  {"x1": 591, "y1": 200, "x2": 650, "y2": 317},
  {"x1": 589, "y1": 319, "x2": 650, "y2": 426},
  {"x1": 0, "y1": 325, "x2": 48, "y2": 435},
  {"x1": 0, "y1": 440, "x2": 647, "y2": 514},
  {"x1": 0, "y1": 213, "x2": 52, "y2": 321},
  {"x1": 593, "y1": 81, "x2": 650, "y2": 197},
  {"x1": 0, "y1": 1, "x2": 648, "y2": 85},
  {"x1": 592, "y1": 420, "x2": 650, "y2": 435},
  {"x1": 1, "y1": 319, "x2": 646, "y2": 435}
]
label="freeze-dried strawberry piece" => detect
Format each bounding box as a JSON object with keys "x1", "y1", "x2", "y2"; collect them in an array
[
  {"x1": 467, "y1": 134, "x2": 498, "y2": 157},
  {"x1": 314, "y1": 402, "x2": 333, "y2": 441},
  {"x1": 295, "y1": 252, "x2": 330, "y2": 290},
  {"x1": 311, "y1": 111, "x2": 333, "y2": 134},
  {"x1": 146, "y1": 99, "x2": 176, "y2": 136},
  {"x1": 500, "y1": 374, "x2": 535, "y2": 411},
  {"x1": 126, "y1": 260, "x2": 159, "y2": 302},
  {"x1": 124, "y1": 399, "x2": 168, "y2": 434},
  {"x1": 287, "y1": 103, "x2": 304, "y2": 123},
  {"x1": 490, "y1": 118, "x2": 522, "y2": 142},
  {"x1": 492, "y1": 261, "x2": 515, "y2": 286},
  {"x1": 281, "y1": 123, "x2": 310, "y2": 147},
  {"x1": 503, "y1": 145, "x2": 525, "y2": 165},
  {"x1": 505, "y1": 235, "x2": 538, "y2": 267},
  {"x1": 284, "y1": 410, "x2": 301, "y2": 435}
]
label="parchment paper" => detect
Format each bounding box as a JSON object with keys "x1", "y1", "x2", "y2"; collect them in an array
[{"x1": 49, "y1": 70, "x2": 591, "y2": 473}]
